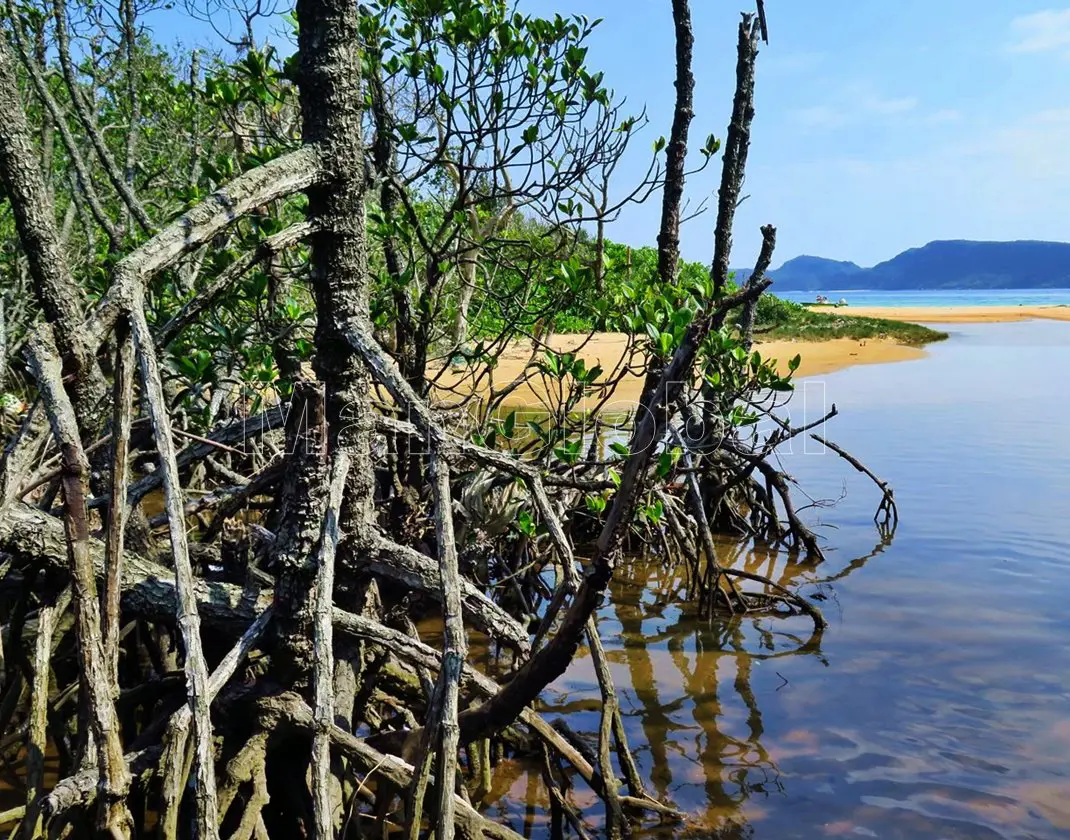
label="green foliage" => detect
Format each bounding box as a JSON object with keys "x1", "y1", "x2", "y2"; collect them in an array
[
  {"x1": 0, "y1": 0, "x2": 944, "y2": 480},
  {"x1": 462, "y1": 235, "x2": 596, "y2": 339},
  {"x1": 753, "y1": 293, "x2": 948, "y2": 345}
]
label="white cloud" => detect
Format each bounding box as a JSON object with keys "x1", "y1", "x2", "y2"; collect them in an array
[{"x1": 1008, "y1": 9, "x2": 1070, "y2": 55}]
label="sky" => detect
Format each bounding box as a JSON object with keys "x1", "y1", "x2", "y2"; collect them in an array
[{"x1": 147, "y1": 1, "x2": 1070, "y2": 269}]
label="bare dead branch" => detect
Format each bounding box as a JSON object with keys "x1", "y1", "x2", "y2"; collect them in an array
[
  {"x1": 129, "y1": 290, "x2": 220, "y2": 839},
  {"x1": 24, "y1": 328, "x2": 132, "y2": 837},
  {"x1": 311, "y1": 451, "x2": 350, "y2": 840}
]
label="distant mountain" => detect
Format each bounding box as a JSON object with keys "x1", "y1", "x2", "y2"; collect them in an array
[
  {"x1": 740, "y1": 240, "x2": 1070, "y2": 291},
  {"x1": 761, "y1": 255, "x2": 865, "y2": 289}
]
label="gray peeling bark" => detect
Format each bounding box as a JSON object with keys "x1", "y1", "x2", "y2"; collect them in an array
[
  {"x1": 156, "y1": 221, "x2": 315, "y2": 349},
  {"x1": 258, "y1": 693, "x2": 527, "y2": 840},
  {"x1": 0, "y1": 146, "x2": 320, "y2": 501},
  {"x1": 42, "y1": 608, "x2": 274, "y2": 824},
  {"x1": 409, "y1": 450, "x2": 467, "y2": 840},
  {"x1": 104, "y1": 321, "x2": 135, "y2": 691},
  {"x1": 21, "y1": 595, "x2": 56, "y2": 840},
  {"x1": 0, "y1": 494, "x2": 679, "y2": 824},
  {"x1": 86, "y1": 147, "x2": 323, "y2": 351},
  {"x1": 0, "y1": 501, "x2": 271, "y2": 634}
]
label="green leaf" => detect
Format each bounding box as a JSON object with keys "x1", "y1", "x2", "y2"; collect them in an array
[
  {"x1": 517, "y1": 510, "x2": 536, "y2": 537},
  {"x1": 585, "y1": 494, "x2": 607, "y2": 514},
  {"x1": 656, "y1": 451, "x2": 674, "y2": 478},
  {"x1": 527, "y1": 420, "x2": 549, "y2": 442}
]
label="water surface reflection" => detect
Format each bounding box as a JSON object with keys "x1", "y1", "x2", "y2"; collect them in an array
[{"x1": 488, "y1": 321, "x2": 1070, "y2": 839}]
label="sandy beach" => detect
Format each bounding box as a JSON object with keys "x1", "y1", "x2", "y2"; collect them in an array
[
  {"x1": 434, "y1": 303, "x2": 1070, "y2": 406},
  {"x1": 832, "y1": 304, "x2": 1070, "y2": 324},
  {"x1": 434, "y1": 332, "x2": 926, "y2": 408}
]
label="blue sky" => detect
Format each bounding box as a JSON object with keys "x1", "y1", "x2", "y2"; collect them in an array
[{"x1": 148, "y1": 1, "x2": 1070, "y2": 269}]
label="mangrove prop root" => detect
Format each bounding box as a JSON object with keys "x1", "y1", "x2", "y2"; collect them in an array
[
  {"x1": 0, "y1": 3, "x2": 893, "y2": 838},
  {"x1": 811, "y1": 433, "x2": 898, "y2": 527}
]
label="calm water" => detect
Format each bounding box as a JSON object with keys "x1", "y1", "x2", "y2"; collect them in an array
[
  {"x1": 485, "y1": 320, "x2": 1070, "y2": 838},
  {"x1": 779, "y1": 288, "x2": 1070, "y2": 308}
]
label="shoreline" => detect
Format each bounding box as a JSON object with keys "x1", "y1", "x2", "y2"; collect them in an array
[
  {"x1": 820, "y1": 304, "x2": 1070, "y2": 324},
  {"x1": 435, "y1": 332, "x2": 927, "y2": 408}
]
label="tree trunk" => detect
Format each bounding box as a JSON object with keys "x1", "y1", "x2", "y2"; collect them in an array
[
  {"x1": 710, "y1": 15, "x2": 761, "y2": 297},
  {"x1": 296, "y1": 0, "x2": 376, "y2": 527},
  {"x1": 0, "y1": 34, "x2": 104, "y2": 428}
]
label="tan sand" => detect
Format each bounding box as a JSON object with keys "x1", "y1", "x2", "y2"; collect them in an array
[
  {"x1": 838, "y1": 304, "x2": 1070, "y2": 324},
  {"x1": 758, "y1": 336, "x2": 927, "y2": 376},
  {"x1": 433, "y1": 332, "x2": 926, "y2": 409}
]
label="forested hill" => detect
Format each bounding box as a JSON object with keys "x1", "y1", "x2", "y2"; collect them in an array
[{"x1": 743, "y1": 240, "x2": 1070, "y2": 290}]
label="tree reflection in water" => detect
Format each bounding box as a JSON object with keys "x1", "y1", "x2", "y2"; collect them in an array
[{"x1": 485, "y1": 532, "x2": 893, "y2": 838}]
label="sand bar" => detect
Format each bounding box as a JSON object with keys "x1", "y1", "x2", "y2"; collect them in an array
[
  {"x1": 838, "y1": 304, "x2": 1070, "y2": 324},
  {"x1": 759, "y1": 336, "x2": 926, "y2": 377},
  {"x1": 434, "y1": 332, "x2": 926, "y2": 408}
]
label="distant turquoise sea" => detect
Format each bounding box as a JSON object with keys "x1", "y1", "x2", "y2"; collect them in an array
[{"x1": 777, "y1": 289, "x2": 1070, "y2": 307}]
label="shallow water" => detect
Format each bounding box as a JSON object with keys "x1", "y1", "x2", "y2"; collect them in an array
[
  {"x1": 8, "y1": 323, "x2": 1067, "y2": 839},
  {"x1": 486, "y1": 320, "x2": 1070, "y2": 839},
  {"x1": 779, "y1": 288, "x2": 1070, "y2": 308}
]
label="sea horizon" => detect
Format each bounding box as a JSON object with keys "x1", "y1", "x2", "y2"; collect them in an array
[{"x1": 778, "y1": 288, "x2": 1070, "y2": 308}]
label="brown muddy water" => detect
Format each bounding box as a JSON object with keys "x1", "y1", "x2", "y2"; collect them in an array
[{"x1": 478, "y1": 320, "x2": 1070, "y2": 839}]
